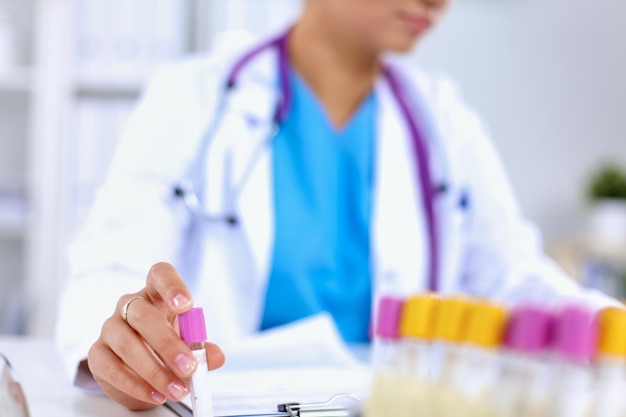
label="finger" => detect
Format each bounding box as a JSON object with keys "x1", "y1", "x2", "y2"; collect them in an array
[
  {"x1": 204, "y1": 342, "x2": 226, "y2": 371},
  {"x1": 103, "y1": 309, "x2": 192, "y2": 402},
  {"x1": 145, "y1": 262, "x2": 194, "y2": 315},
  {"x1": 116, "y1": 295, "x2": 199, "y2": 382},
  {"x1": 88, "y1": 341, "x2": 168, "y2": 406}
]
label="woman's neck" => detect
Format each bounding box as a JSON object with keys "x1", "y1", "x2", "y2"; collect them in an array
[{"x1": 288, "y1": 8, "x2": 382, "y2": 129}]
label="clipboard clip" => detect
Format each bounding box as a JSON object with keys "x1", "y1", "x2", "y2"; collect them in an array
[{"x1": 277, "y1": 394, "x2": 361, "y2": 417}]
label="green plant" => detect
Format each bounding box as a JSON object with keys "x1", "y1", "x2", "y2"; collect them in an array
[{"x1": 587, "y1": 163, "x2": 626, "y2": 202}]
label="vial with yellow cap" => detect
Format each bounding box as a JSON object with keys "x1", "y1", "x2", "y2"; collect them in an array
[
  {"x1": 429, "y1": 296, "x2": 473, "y2": 384},
  {"x1": 425, "y1": 296, "x2": 475, "y2": 417},
  {"x1": 590, "y1": 307, "x2": 626, "y2": 417},
  {"x1": 443, "y1": 299, "x2": 508, "y2": 417},
  {"x1": 391, "y1": 293, "x2": 440, "y2": 417},
  {"x1": 398, "y1": 293, "x2": 439, "y2": 378}
]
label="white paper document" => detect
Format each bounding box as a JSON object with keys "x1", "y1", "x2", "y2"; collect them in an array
[{"x1": 184, "y1": 314, "x2": 372, "y2": 416}]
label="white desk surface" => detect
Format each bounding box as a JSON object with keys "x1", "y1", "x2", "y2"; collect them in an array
[{"x1": 0, "y1": 337, "x2": 174, "y2": 417}]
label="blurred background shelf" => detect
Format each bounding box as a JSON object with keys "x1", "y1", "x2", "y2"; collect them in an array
[
  {"x1": 549, "y1": 236, "x2": 626, "y2": 300},
  {"x1": 72, "y1": 71, "x2": 146, "y2": 96},
  {"x1": 0, "y1": 194, "x2": 28, "y2": 239},
  {"x1": 0, "y1": 67, "x2": 34, "y2": 91}
]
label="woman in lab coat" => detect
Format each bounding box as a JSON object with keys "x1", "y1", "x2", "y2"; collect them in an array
[{"x1": 56, "y1": 0, "x2": 619, "y2": 411}]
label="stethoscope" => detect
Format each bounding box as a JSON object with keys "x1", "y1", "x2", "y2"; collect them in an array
[{"x1": 173, "y1": 30, "x2": 442, "y2": 292}]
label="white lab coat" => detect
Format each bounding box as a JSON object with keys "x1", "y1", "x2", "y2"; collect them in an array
[{"x1": 55, "y1": 33, "x2": 618, "y2": 382}]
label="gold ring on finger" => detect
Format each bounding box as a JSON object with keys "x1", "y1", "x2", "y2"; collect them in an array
[{"x1": 121, "y1": 296, "x2": 144, "y2": 324}]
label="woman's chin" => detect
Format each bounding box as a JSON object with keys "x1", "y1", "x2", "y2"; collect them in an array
[{"x1": 384, "y1": 36, "x2": 421, "y2": 54}]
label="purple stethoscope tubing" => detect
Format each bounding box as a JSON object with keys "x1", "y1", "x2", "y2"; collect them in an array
[
  {"x1": 226, "y1": 33, "x2": 292, "y2": 125},
  {"x1": 214, "y1": 31, "x2": 439, "y2": 292}
]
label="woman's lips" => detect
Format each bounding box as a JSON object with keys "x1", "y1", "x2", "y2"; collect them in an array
[{"x1": 399, "y1": 13, "x2": 433, "y2": 34}]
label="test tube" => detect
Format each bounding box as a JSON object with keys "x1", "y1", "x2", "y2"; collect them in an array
[
  {"x1": 495, "y1": 305, "x2": 554, "y2": 417},
  {"x1": 591, "y1": 307, "x2": 626, "y2": 417},
  {"x1": 397, "y1": 293, "x2": 439, "y2": 416},
  {"x1": 371, "y1": 296, "x2": 404, "y2": 371},
  {"x1": 429, "y1": 297, "x2": 472, "y2": 382},
  {"x1": 549, "y1": 305, "x2": 597, "y2": 417},
  {"x1": 398, "y1": 293, "x2": 439, "y2": 378},
  {"x1": 178, "y1": 308, "x2": 214, "y2": 417},
  {"x1": 444, "y1": 300, "x2": 507, "y2": 417},
  {"x1": 363, "y1": 296, "x2": 404, "y2": 417}
]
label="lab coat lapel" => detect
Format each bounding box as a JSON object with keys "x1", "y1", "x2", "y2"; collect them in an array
[
  {"x1": 196, "y1": 47, "x2": 278, "y2": 336},
  {"x1": 371, "y1": 76, "x2": 428, "y2": 297},
  {"x1": 387, "y1": 65, "x2": 468, "y2": 295},
  {"x1": 408, "y1": 69, "x2": 468, "y2": 294},
  {"x1": 228, "y1": 50, "x2": 277, "y2": 292}
]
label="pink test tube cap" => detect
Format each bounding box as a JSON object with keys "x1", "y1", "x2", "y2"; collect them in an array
[
  {"x1": 178, "y1": 307, "x2": 207, "y2": 344},
  {"x1": 375, "y1": 296, "x2": 404, "y2": 340},
  {"x1": 504, "y1": 305, "x2": 554, "y2": 354},
  {"x1": 552, "y1": 305, "x2": 597, "y2": 363}
]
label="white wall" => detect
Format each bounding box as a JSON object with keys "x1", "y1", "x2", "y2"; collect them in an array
[{"x1": 416, "y1": 0, "x2": 626, "y2": 241}]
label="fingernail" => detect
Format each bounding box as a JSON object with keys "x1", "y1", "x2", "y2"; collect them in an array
[
  {"x1": 151, "y1": 391, "x2": 166, "y2": 404},
  {"x1": 172, "y1": 294, "x2": 192, "y2": 309},
  {"x1": 175, "y1": 353, "x2": 197, "y2": 376},
  {"x1": 167, "y1": 382, "x2": 189, "y2": 401}
]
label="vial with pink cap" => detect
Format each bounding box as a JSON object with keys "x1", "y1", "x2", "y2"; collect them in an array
[
  {"x1": 178, "y1": 307, "x2": 214, "y2": 417},
  {"x1": 494, "y1": 305, "x2": 554, "y2": 417},
  {"x1": 549, "y1": 304, "x2": 598, "y2": 417},
  {"x1": 363, "y1": 296, "x2": 404, "y2": 417}
]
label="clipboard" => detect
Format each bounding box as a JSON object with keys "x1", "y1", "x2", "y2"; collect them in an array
[{"x1": 164, "y1": 393, "x2": 361, "y2": 417}]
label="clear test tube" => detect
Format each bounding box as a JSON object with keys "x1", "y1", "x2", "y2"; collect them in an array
[
  {"x1": 549, "y1": 305, "x2": 598, "y2": 417},
  {"x1": 178, "y1": 308, "x2": 214, "y2": 417},
  {"x1": 428, "y1": 296, "x2": 473, "y2": 417},
  {"x1": 398, "y1": 293, "x2": 439, "y2": 378},
  {"x1": 495, "y1": 305, "x2": 554, "y2": 417},
  {"x1": 591, "y1": 307, "x2": 626, "y2": 417},
  {"x1": 429, "y1": 297, "x2": 473, "y2": 386},
  {"x1": 363, "y1": 296, "x2": 404, "y2": 417},
  {"x1": 397, "y1": 293, "x2": 439, "y2": 416},
  {"x1": 444, "y1": 300, "x2": 508, "y2": 417},
  {"x1": 371, "y1": 296, "x2": 404, "y2": 371}
]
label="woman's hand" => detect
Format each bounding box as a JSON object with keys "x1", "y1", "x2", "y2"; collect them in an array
[{"x1": 87, "y1": 262, "x2": 225, "y2": 410}]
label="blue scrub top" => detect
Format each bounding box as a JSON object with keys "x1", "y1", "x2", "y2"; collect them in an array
[{"x1": 260, "y1": 68, "x2": 377, "y2": 343}]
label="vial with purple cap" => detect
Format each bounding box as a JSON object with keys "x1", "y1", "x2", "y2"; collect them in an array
[
  {"x1": 363, "y1": 296, "x2": 404, "y2": 417},
  {"x1": 178, "y1": 307, "x2": 214, "y2": 417},
  {"x1": 549, "y1": 304, "x2": 598, "y2": 417},
  {"x1": 495, "y1": 304, "x2": 554, "y2": 417}
]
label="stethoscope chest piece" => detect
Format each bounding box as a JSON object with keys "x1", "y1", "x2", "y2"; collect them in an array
[{"x1": 173, "y1": 181, "x2": 239, "y2": 226}]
